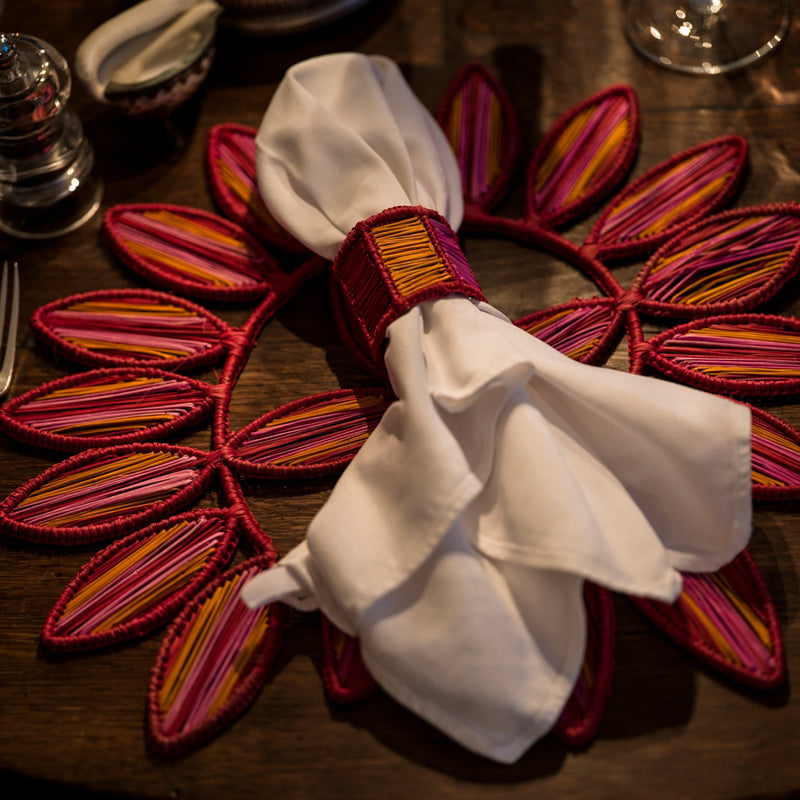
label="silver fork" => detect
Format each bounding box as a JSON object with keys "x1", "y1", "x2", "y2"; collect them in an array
[{"x1": 0, "y1": 259, "x2": 19, "y2": 398}]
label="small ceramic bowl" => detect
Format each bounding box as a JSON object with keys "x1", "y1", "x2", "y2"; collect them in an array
[{"x1": 75, "y1": 0, "x2": 223, "y2": 117}]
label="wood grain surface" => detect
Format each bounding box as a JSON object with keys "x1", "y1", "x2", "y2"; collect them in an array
[{"x1": 0, "y1": 1, "x2": 798, "y2": 798}]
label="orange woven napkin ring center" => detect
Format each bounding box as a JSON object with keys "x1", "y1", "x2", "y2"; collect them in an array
[{"x1": 330, "y1": 206, "x2": 485, "y2": 373}]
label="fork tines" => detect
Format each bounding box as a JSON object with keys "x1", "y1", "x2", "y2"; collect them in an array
[{"x1": 0, "y1": 259, "x2": 19, "y2": 398}]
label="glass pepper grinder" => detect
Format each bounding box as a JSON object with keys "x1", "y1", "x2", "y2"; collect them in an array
[{"x1": 0, "y1": 32, "x2": 102, "y2": 239}]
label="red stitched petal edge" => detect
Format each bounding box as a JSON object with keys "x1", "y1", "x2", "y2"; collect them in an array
[
  {"x1": 0, "y1": 442, "x2": 216, "y2": 545},
  {"x1": 552, "y1": 582, "x2": 616, "y2": 747},
  {"x1": 320, "y1": 615, "x2": 379, "y2": 703},
  {"x1": 436, "y1": 62, "x2": 520, "y2": 214},
  {"x1": 146, "y1": 554, "x2": 286, "y2": 757},
  {"x1": 629, "y1": 550, "x2": 785, "y2": 690},
  {"x1": 586, "y1": 136, "x2": 748, "y2": 261},
  {"x1": 40, "y1": 508, "x2": 239, "y2": 652},
  {"x1": 103, "y1": 203, "x2": 280, "y2": 303},
  {"x1": 206, "y1": 122, "x2": 311, "y2": 257},
  {"x1": 0, "y1": 367, "x2": 215, "y2": 452},
  {"x1": 526, "y1": 85, "x2": 639, "y2": 229},
  {"x1": 224, "y1": 387, "x2": 394, "y2": 479}
]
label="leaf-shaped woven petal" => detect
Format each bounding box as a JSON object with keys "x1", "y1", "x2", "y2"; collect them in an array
[
  {"x1": 586, "y1": 136, "x2": 747, "y2": 261},
  {"x1": 750, "y1": 406, "x2": 800, "y2": 501},
  {"x1": 147, "y1": 554, "x2": 285, "y2": 756},
  {"x1": 630, "y1": 550, "x2": 785, "y2": 689},
  {"x1": 0, "y1": 368, "x2": 214, "y2": 452},
  {"x1": 552, "y1": 582, "x2": 615, "y2": 747},
  {"x1": 436, "y1": 62, "x2": 519, "y2": 212},
  {"x1": 643, "y1": 314, "x2": 800, "y2": 397},
  {"x1": 320, "y1": 615, "x2": 379, "y2": 703},
  {"x1": 226, "y1": 387, "x2": 394, "y2": 479},
  {"x1": 206, "y1": 123, "x2": 309, "y2": 256},
  {"x1": 527, "y1": 85, "x2": 639, "y2": 229},
  {"x1": 31, "y1": 289, "x2": 231, "y2": 371},
  {"x1": 0, "y1": 443, "x2": 216, "y2": 544},
  {"x1": 514, "y1": 298, "x2": 622, "y2": 364},
  {"x1": 41, "y1": 509, "x2": 238, "y2": 652},
  {"x1": 636, "y1": 207, "x2": 800, "y2": 317},
  {"x1": 104, "y1": 204, "x2": 280, "y2": 302}
]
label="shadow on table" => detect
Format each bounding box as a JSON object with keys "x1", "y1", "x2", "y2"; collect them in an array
[{"x1": 1, "y1": 769, "x2": 138, "y2": 800}]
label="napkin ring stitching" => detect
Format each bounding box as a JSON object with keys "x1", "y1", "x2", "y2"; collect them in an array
[{"x1": 330, "y1": 206, "x2": 486, "y2": 373}]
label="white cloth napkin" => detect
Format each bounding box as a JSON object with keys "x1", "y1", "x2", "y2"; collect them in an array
[{"x1": 241, "y1": 52, "x2": 752, "y2": 763}]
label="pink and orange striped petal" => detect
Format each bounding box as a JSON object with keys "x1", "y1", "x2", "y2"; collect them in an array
[
  {"x1": 586, "y1": 137, "x2": 747, "y2": 261},
  {"x1": 750, "y1": 406, "x2": 800, "y2": 501},
  {"x1": 437, "y1": 62, "x2": 519, "y2": 212},
  {"x1": 0, "y1": 443, "x2": 216, "y2": 544},
  {"x1": 104, "y1": 204, "x2": 281, "y2": 303},
  {"x1": 226, "y1": 387, "x2": 393, "y2": 479},
  {"x1": 320, "y1": 615, "x2": 379, "y2": 703},
  {"x1": 31, "y1": 289, "x2": 231, "y2": 372},
  {"x1": 636, "y1": 206, "x2": 800, "y2": 317},
  {"x1": 642, "y1": 313, "x2": 800, "y2": 397},
  {"x1": 41, "y1": 509, "x2": 239, "y2": 652},
  {"x1": 514, "y1": 297, "x2": 622, "y2": 364},
  {"x1": 0, "y1": 367, "x2": 215, "y2": 451},
  {"x1": 630, "y1": 550, "x2": 785, "y2": 689},
  {"x1": 147, "y1": 554, "x2": 285, "y2": 756},
  {"x1": 206, "y1": 122, "x2": 309, "y2": 256},
  {"x1": 527, "y1": 85, "x2": 639, "y2": 229}
]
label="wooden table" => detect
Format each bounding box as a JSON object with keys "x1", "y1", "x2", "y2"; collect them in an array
[{"x1": 1, "y1": 1, "x2": 799, "y2": 797}]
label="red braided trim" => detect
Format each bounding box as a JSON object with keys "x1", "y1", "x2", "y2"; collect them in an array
[
  {"x1": 320, "y1": 614, "x2": 379, "y2": 703},
  {"x1": 103, "y1": 203, "x2": 280, "y2": 304},
  {"x1": 0, "y1": 442, "x2": 218, "y2": 545},
  {"x1": 40, "y1": 508, "x2": 239, "y2": 653},
  {"x1": 629, "y1": 549, "x2": 786, "y2": 690},
  {"x1": 224, "y1": 386, "x2": 394, "y2": 480},
  {"x1": 552, "y1": 582, "x2": 616, "y2": 747},
  {"x1": 0, "y1": 367, "x2": 215, "y2": 453},
  {"x1": 146, "y1": 554, "x2": 286, "y2": 757},
  {"x1": 330, "y1": 206, "x2": 485, "y2": 371},
  {"x1": 30, "y1": 288, "x2": 232, "y2": 373}
]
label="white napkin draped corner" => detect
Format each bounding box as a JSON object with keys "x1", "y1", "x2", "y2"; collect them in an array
[{"x1": 241, "y1": 52, "x2": 752, "y2": 764}]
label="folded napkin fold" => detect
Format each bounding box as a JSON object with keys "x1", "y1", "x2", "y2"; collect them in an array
[{"x1": 241, "y1": 52, "x2": 752, "y2": 763}]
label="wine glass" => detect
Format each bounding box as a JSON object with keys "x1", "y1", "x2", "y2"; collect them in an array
[{"x1": 623, "y1": 0, "x2": 792, "y2": 75}]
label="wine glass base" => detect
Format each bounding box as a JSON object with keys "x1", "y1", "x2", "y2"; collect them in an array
[{"x1": 624, "y1": 0, "x2": 792, "y2": 75}]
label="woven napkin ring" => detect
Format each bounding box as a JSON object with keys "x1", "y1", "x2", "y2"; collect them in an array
[{"x1": 330, "y1": 206, "x2": 485, "y2": 373}]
